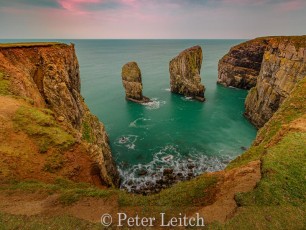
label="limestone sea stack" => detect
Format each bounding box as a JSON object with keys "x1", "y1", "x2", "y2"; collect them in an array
[
  {"x1": 121, "y1": 62, "x2": 150, "y2": 103},
  {"x1": 169, "y1": 46, "x2": 205, "y2": 101}
]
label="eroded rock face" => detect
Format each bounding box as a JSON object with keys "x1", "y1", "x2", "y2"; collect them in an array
[
  {"x1": 0, "y1": 43, "x2": 120, "y2": 187},
  {"x1": 169, "y1": 46, "x2": 205, "y2": 101},
  {"x1": 218, "y1": 36, "x2": 306, "y2": 128},
  {"x1": 121, "y1": 62, "x2": 150, "y2": 103},
  {"x1": 218, "y1": 37, "x2": 272, "y2": 89},
  {"x1": 245, "y1": 37, "x2": 306, "y2": 127}
]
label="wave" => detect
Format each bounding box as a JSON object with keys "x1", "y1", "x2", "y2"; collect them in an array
[
  {"x1": 114, "y1": 134, "x2": 139, "y2": 150},
  {"x1": 181, "y1": 96, "x2": 194, "y2": 101},
  {"x1": 142, "y1": 98, "x2": 166, "y2": 110},
  {"x1": 129, "y1": 117, "x2": 152, "y2": 128},
  {"x1": 117, "y1": 144, "x2": 233, "y2": 194}
]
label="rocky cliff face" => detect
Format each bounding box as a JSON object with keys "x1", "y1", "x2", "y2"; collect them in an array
[
  {"x1": 245, "y1": 37, "x2": 306, "y2": 127},
  {"x1": 169, "y1": 46, "x2": 205, "y2": 101},
  {"x1": 218, "y1": 36, "x2": 306, "y2": 128},
  {"x1": 218, "y1": 37, "x2": 272, "y2": 89},
  {"x1": 0, "y1": 43, "x2": 120, "y2": 187},
  {"x1": 121, "y1": 62, "x2": 150, "y2": 103}
]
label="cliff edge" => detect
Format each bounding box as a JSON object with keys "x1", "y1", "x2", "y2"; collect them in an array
[
  {"x1": 218, "y1": 36, "x2": 306, "y2": 127},
  {"x1": 0, "y1": 43, "x2": 120, "y2": 187}
]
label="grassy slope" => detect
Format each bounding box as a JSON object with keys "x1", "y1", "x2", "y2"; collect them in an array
[{"x1": 212, "y1": 78, "x2": 306, "y2": 229}]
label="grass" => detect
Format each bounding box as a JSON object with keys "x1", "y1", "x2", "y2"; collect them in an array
[
  {"x1": 227, "y1": 77, "x2": 306, "y2": 169},
  {"x1": 1, "y1": 173, "x2": 218, "y2": 209},
  {"x1": 82, "y1": 120, "x2": 92, "y2": 143},
  {"x1": 43, "y1": 150, "x2": 66, "y2": 173},
  {"x1": 13, "y1": 106, "x2": 75, "y2": 152},
  {"x1": 0, "y1": 212, "x2": 103, "y2": 230},
  {"x1": 0, "y1": 174, "x2": 218, "y2": 228},
  {"x1": 0, "y1": 72, "x2": 10, "y2": 95},
  {"x1": 235, "y1": 132, "x2": 306, "y2": 207},
  {"x1": 0, "y1": 178, "x2": 116, "y2": 206},
  {"x1": 0, "y1": 42, "x2": 67, "y2": 49},
  {"x1": 219, "y1": 78, "x2": 306, "y2": 229}
]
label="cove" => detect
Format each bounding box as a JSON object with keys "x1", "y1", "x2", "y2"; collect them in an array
[{"x1": 73, "y1": 39, "x2": 257, "y2": 192}]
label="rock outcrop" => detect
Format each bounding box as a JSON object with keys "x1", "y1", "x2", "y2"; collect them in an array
[
  {"x1": 0, "y1": 43, "x2": 120, "y2": 187},
  {"x1": 121, "y1": 62, "x2": 150, "y2": 103},
  {"x1": 245, "y1": 37, "x2": 306, "y2": 127},
  {"x1": 218, "y1": 36, "x2": 306, "y2": 128},
  {"x1": 218, "y1": 37, "x2": 272, "y2": 89},
  {"x1": 169, "y1": 46, "x2": 205, "y2": 101}
]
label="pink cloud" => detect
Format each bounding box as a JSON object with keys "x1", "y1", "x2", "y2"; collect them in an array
[
  {"x1": 276, "y1": 0, "x2": 305, "y2": 12},
  {"x1": 57, "y1": 0, "x2": 101, "y2": 13},
  {"x1": 56, "y1": 0, "x2": 139, "y2": 14}
]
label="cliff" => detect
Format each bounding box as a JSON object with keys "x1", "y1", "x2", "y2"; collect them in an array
[
  {"x1": 121, "y1": 62, "x2": 150, "y2": 103},
  {"x1": 0, "y1": 43, "x2": 119, "y2": 187},
  {"x1": 169, "y1": 46, "x2": 205, "y2": 101},
  {"x1": 218, "y1": 37, "x2": 272, "y2": 89},
  {"x1": 218, "y1": 36, "x2": 306, "y2": 127},
  {"x1": 245, "y1": 37, "x2": 306, "y2": 127}
]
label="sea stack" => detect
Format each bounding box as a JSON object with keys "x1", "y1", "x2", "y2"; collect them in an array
[
  {"x1": 121, "y1": 62, "x2": 150, "y2": 103},
  {"x1": 169, "y1": 46, "x2": 205, "y2": 102}
]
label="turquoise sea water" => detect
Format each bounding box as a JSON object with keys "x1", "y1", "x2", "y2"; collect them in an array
[{"x1": 0, "y1": 39, "x2": 257, "y2": 190}]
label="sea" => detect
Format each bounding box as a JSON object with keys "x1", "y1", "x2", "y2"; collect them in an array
[{"x1": 0, "y1": 39, "x2": 257, "y2": 191}]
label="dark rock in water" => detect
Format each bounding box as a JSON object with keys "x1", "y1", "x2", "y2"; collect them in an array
[
  {"x1": 163, "y1": 168, "x2": 174, "y2": 175},
  {"x1": 240, "y1": 146, "x2": 248, "y2": 151},
  {"x1": 187, "y1": 163, "x2": 195, "y2": 169},
  {"x1": 169, "y1": 46, "x2": 205, "y2": 102},
  {"x1": 137, "y1": 169, "x2": 148, "y2": 176},
  {"x1": 121, "y1": 62, "x2": 151, "y2": 104}
]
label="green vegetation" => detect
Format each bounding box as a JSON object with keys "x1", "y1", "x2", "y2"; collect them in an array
[
  {"x1": 13, "y1": 106, "x2": 75, "y2": 152},
  {"x1": 236, "y1": 132, "x2": 306, "y2": 207},
  {"x1": 0, "y1": 212, "x2": 103, "y2": 230},
  {"x1": 82, "y1": 120, "x2": 92, "y2": 143},
  {"x1": 219, "y1": 78, "x2": 306, "y2": 229},
  {"x1": 43, "y1": 150, "x2": 66, "y2": 173},
  {"x1": 0, "y1": 42, "x2": 66, "y2": 49},
  {"x1": 228, "y1": 77, "x2": 306, "y2": 169},
  {"x1": 0, "y1": 72, "x2": 10, "y2": 95},
  {"x1": 0, "y1": 178, "x2": 115, "y2": 205}
]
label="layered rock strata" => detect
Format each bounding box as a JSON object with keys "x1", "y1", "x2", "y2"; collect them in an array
[
  {"x1": 0, "y1": 43, "x2": 120, "y2": 187},
  {"x1": 121, "y1": 62, "x2": 150, "y2": 103},
  {"x1": 245, "y1": 37, "x2": 306, "y2": 127},
  {"x1": 218, "y1": 36, "x2": 306, "y2": 128},
  {"x1": 169, "y1": 46, "x2": 205, "y2": 101},
  {"x1": 217, "y1": 37, "x2": 272, "y2": 89}
]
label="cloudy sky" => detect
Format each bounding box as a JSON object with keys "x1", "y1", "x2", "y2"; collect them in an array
[{"x1": 0, "y1": 0, "x2": 305, "y2": 39}]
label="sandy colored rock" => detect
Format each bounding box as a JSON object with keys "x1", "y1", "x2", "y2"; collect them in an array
[
  {"x1": 218, "y1": 36, "x2": 306, "y2": 127},
  {"x1": 244, "y1": 36, "x2": 306, "y2": 127},
  {"x1": 169, "y1": 46, "x2": 205, "y2": 101},
  {"x1": 218, "y1": 37, "x2": 272, "y2": 89},
  {"x1": 0, "y1": 43, "x2": 120, "y2": 187},
  {"x1": 121, "y1": 62, "x2": 150, "y2": 103}
]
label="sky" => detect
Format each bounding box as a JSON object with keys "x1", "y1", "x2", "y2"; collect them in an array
[{"x1": 0, "y1": 0, "x2": 305, "y2": 39}]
